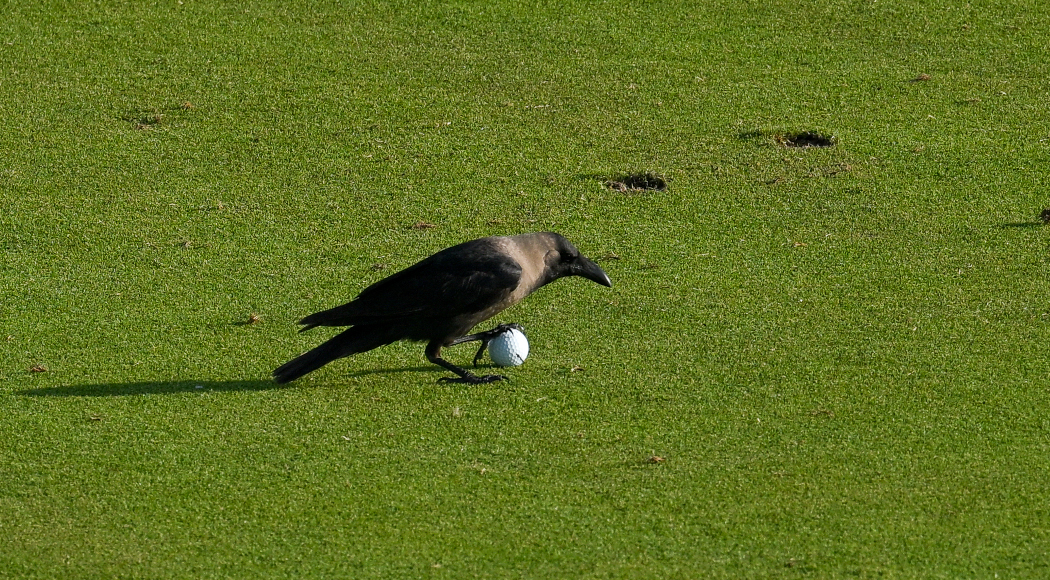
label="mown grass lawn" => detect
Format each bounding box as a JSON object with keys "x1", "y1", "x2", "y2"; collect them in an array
[{"x1": 2, "y1": 1, "x2": 1049, "y2": 577}]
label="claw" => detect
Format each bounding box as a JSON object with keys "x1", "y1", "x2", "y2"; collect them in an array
[
  {"x1": 451, "y1": 323, "x2": 525, "y2": 367},
  {"x1": 428, "y1": 337, "x2": 512, "y2": 384},
  {"x1": 472, "y1": 344, "x2": 488, "y2": 367}
]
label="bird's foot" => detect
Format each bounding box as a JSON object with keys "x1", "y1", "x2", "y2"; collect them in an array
[
  {"x1": 438, "y1": 373, "x2": 508, "y2": 384},
  {"x1": 470, "y1": 323, "x2": 524, "y2": 366}
]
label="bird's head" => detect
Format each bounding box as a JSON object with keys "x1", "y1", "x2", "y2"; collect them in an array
[{"x1": 546, "y1": 234, "x2": 613, "y2": 288}]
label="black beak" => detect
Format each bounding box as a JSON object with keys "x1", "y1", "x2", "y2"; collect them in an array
[{"x1": 576, "y1": 256, "x2": 612, "y2": 287}]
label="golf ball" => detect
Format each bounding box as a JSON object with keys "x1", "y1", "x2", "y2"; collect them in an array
[{"x1": 489, "y1": 328, "x2": 529, "y2": 367}]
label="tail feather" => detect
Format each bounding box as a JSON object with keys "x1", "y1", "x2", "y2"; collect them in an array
[
  {"x1": 298, "y1": 302, "x2": 363, "y2": 330},
  {"x1": 273, "y1": 325, "x2": 399, "y2": 384}
]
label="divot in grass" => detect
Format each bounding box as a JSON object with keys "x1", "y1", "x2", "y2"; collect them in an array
[
  {"x1": 739, "y1": 130, "x2": 836, "y2": 148},
  {"x1": 774, "y1": 131, "x2": 835, "y2": 148},
  {"x1": 605, "y1": 172, "x2": 668, "y2": 192},
  {"x1": 126, "y1": 110, "x2": 165, "y2": 130},
  {"x1": 123, "y1": 102, "x2": 194, "y2": 129}
]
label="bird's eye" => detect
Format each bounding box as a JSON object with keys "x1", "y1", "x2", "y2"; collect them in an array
[{"x1": 560, "y1": 252, "x2": 577, "y2": 263}]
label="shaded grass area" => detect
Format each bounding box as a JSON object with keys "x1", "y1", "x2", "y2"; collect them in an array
[{"x1": 3, "y1": 0, "x2": 1050, "y2": 577}]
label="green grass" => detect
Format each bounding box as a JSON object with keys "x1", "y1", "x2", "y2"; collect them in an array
[{"x1": 3, "y1": 0, "x2": 1050, "y2": 577}]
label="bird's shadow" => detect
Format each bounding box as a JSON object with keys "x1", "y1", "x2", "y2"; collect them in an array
[
  {"x1": 346, "y1": 364, "x2": 504, "y2": 379},
  {"x1": 998, "y1": 221, "x2": 1044, "y2": 229},
  {"x1": 16, "y1": 365, "x2": 494, "y2": 397},
  {"x1": 18, "y1": 379, "x2": 287, "y2": 398},
  {"x1": 345, "y1": 365, "x2": 440, "y2": 378}
]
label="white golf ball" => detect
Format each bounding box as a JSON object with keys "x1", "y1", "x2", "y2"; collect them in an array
[{"x1": 489, "y1": 328, "x2": 529, "y2": 367}]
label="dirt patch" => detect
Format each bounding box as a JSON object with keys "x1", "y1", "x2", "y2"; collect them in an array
[
  {"x1": 123, "y1": 102, "x2": 194, "y2": 130},
  {"x1": 126, "y1": 109, "x2": 165, "y2": 130},
  {"x1": 606, "y1": 172, "x2": 668, "y2": 192},
  {"x1": 774, "y1": 131, "x2": 835, "y2": 148}
]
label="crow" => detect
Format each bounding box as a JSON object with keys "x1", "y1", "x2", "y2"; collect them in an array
[{"x1": 272, "y1": 232, "x2": 612, "y2": 384}]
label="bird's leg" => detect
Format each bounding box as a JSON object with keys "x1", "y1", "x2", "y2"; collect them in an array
[
  {"x1": 446, "y1": 323, "x2": 524, "y2": 367},
  {"x1": 425, "y1": 341, "x2": 507, "y2": 384}
]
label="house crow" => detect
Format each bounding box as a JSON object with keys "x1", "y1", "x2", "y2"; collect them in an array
[{"x1": 272, "y1": 232, "x2": 612, "y2": 384}]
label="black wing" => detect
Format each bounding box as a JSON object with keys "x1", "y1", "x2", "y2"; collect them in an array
[{"x1": 299, "y1": 238, "x2": 522, "y2": 328}]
